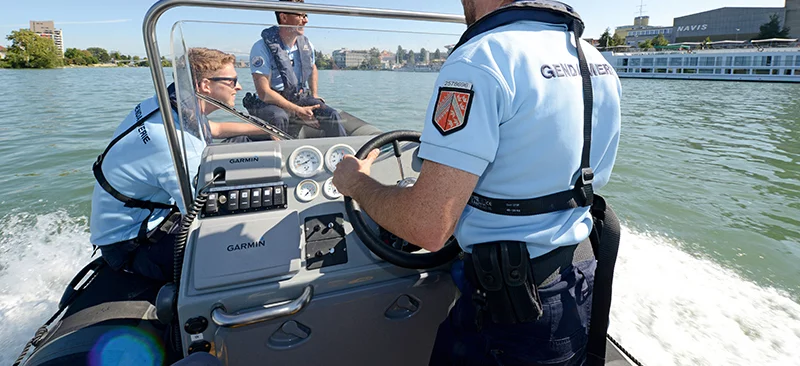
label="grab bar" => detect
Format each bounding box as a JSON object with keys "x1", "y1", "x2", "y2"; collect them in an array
[{"x1": 211, "y1": 286, "x2": 313, "y2": 328}]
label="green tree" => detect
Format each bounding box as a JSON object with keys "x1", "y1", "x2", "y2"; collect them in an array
[
  {"x1": 5, "y1": 29, "x2": 62, "y2": 68},
  {"x1": 86, "y1": 47, "x2": 111, "y2": 63},
  {"x1": 396, "y1": 45, "x2": 407, "y2": 64},
  {"x1": 407, "y1": 50, "x2": 415, "y2": 65},
  {"x1": 638, "y1": 39, "x2": 653, "y2": 49},
  {"x1": 652, "y1": 34, "x2": 669, "y2": 48},
  {"x1": 133, "y1": 55, "x2": 141, "y2": 61},
  {"x1": 363, "y1": 47, "x2": 381, "y2": 69},
  {"x1": 758, "y1": 13, "x2": 791, "y2": 39},
  {"x1": 64, "y1": 47, "x2": 98, "y2": 65},
  {"x1": 612, "y1": 33, "x2": 626, "y2": 47},
  {"x1": 109, "y1": 50, "x2": 122, "y2": 61},
  {"x1": 160, "y1": 56, "x2": 172, "y2": 67},
  {"x1": 702, "y1": 36, "x2": 712, "y2": 49},
  {"x1": 433, "y1": 48, "x2": 442, "y2": 61},
  {"x1": 314, "y1": 50, "x2": 332, "y2": 70},
  {"x1": 599, "y1": 28, "x2": 614, "y2": 48}
]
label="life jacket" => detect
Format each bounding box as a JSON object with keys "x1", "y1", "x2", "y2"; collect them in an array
[
  {"x1": 453, "y1": 2, "x2": 622, "y2": 365},
  {"x1": 92, "y1": 87, "x2": 182, "y2": 244},
  {"x1": 261, "y1": 26, "x2": 315, "y2": 103}
]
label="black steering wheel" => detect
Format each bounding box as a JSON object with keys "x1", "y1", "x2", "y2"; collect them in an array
[{"x1": 344, "y1": 130, "x2": 462, "y2": 269}]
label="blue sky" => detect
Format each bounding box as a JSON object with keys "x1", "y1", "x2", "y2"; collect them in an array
[{"x1": 0, "y1": 0, "x2": 789, "y2": 57}]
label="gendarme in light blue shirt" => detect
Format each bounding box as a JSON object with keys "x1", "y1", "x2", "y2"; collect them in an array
[
  {"x1": 418, "y1": 21, "x2": 622, "y2": 259},
  {"x1": 250, "y1": 38, "x2": 316, "y2": 92},
  {"x1": 89, "y1": 92, "x2": 207, "y2": 246}
]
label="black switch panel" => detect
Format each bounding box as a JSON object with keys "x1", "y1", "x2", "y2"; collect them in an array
[{"x1": 201, "y1": 183, "x2": 287, "y2": 218}]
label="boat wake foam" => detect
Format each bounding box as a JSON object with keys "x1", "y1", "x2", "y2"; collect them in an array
[
  {"x1": 0, "y1": 211, "x2": 91, "y2": 366},
  {"x1": 0, "y1": 212, "x2": 798, "y2": 365},
  {"x1": 610, "y1": 226, "x2": 800, "y2": 366}
]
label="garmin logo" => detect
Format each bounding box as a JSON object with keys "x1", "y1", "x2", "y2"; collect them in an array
[
  {"x1": 677, "y1": 24, "x2": 708, "y2": 32},
  {"x1": 227, "y1": 241, "x2": 267, "y2": 252},
  {"x1": 229, "y1": 156, "x2": 259, "y2": 164}
]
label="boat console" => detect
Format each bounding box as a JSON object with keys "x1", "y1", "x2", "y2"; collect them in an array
[{"x1": 177, "y1": 135, "x2": 457, "y2": 365}]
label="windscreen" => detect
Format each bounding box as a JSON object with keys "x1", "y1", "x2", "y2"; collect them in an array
[
  {"x1": 170, "y1": 22, "x2": 212, "y2": 193},
  {"x1": 169, "y1": 18, "x2": 462, "y2": 147}
]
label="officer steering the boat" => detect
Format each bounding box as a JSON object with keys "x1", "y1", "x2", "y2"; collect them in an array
[
  {"x1": 333, "y1": 0, "x2": 621, "y2": 364},
  {"x1": 244, "y1": 0, "x2": 346, "y2": 138}
]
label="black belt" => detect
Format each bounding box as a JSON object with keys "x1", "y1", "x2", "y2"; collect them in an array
[{"x1": 531, "y1": 238, "x2": 594, "y2": 287}]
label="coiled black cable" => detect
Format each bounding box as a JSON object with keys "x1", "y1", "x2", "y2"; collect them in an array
[{"x1": 170, "y1": 174, "x2": 219, "y2": 355}]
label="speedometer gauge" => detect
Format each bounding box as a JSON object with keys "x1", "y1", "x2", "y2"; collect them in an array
[
  {"x1": 295, "y1": 180, "x2": 320, "y2": 202},
  {"x1": 289, "y1": 146, "x2": 323, "y2": 178},
  {"x1": 325, "y1": 144, "x2": 356, "y2": 172}
]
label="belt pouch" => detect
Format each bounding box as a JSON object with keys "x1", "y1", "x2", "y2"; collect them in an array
[{"x1": 466, "y1": 241, "x2": 543, "y2": 324}]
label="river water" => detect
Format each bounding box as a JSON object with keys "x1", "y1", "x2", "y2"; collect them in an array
[{"x1": 0, "y1": 67, "x2": 798, "y2": 365}]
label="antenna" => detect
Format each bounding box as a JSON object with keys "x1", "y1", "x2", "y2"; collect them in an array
[{"x1": 636, "y1": 0, "x2": 647, "y2": 17}]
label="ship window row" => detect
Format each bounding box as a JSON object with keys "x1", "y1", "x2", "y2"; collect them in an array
[
  {"x1": 617, "y1": 68, "x2": 799, "y2": 76},
  {"x1": 620, "y1": 56, "x2": 800, "y2": 68},
  {"x1": 629, "y1": 29, "x2": 672, "y2": 37}
]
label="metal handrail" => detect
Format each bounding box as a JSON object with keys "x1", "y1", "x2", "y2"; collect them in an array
[
  {"x1": 211, "y1": 286, "x2": 314, "y2": 328},
  {"x1": 143, "y1": 0, "x2": 465, "y2": 209}
]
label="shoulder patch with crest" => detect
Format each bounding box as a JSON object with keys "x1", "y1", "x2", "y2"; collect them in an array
[
  {"x1": 252, "y1": 56, "x2": 264, "y2": 68},
  {"x1": 433, "y1": 81, "x2": 474, "y2": 136}
]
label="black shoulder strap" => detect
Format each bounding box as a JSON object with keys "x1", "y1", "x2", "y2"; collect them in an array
[
  {"x1": 466, "y1": 19, "x2": 594, "y2": 216},
  {"x1": 92, "y1": 104, "x2": 177, "y2": 242}
]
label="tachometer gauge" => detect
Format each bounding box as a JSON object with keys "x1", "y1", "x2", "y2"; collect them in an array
[
  {"x1": 295, "y1": 180, "x2": 320, "y2": 202},
  {"x1": 289, "y1": 146, "x2": 323, "y2": 178},
  {"x1": 323, "y1": 177, "x2": 341, "y2": 199},
  {"x1": 325, "y1": 144, "x2": 356, "y2": 172}
]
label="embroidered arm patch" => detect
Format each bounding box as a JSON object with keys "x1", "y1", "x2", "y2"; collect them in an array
[{"x1": 432, "y1": 82, "x2": 474, "y2": 136}]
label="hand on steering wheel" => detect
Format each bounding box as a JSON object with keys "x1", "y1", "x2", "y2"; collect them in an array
[{"x1": 343, "y1": 130, "x2": 461, "y2": 269}]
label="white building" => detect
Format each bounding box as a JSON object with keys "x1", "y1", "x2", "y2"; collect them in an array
[
  {"x1": 332, "y1": 48, "x2": 369, "y2": 69},
  {"x1": 30, "y1": 20, "x2": 64, "y2": 54}
]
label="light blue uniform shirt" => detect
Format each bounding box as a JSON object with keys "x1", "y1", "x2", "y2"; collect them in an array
[
  {"x1": 250, "y1": 38, "x2": 316, "y2": 92},
  {"x1": 418, "y1": 21, "x2": 622, "y2": 259},
  {"x1": 90, "y1": 95, "x2": 207, "y2": 246}
]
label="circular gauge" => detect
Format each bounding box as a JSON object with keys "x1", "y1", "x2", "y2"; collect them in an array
[
  {"x1": 323, "y1": 177, "x2": 342, "y2": 199},
  {"x1": 289, "y1": 146, "x2": 323, "y2": 178},
  {"x1": 325, "y1": 144, "x2": 356, "y2": 172},
  {"x1": 295, "y1": 179, "x2": 320, "y2": 202}
]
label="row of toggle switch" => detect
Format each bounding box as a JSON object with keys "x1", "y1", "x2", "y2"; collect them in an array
[{"x1": 203, "y1": 184, "x2": 288, "y2": 217}]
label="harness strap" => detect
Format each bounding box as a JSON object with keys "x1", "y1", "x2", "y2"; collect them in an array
[
  {"x1": 467, "y1": 17, "x2": 594, "y2": 216},
  {"x1": 92, "y1": 103, "x2": 178, "y2": 243}
]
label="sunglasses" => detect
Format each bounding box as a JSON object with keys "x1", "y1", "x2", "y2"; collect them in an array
[
  {"x1": 283, "y1": 12, "x2": 308, "y2": 19},
  {"x1": 207, "y1": 77, "x2": 238, "y2": 87}
]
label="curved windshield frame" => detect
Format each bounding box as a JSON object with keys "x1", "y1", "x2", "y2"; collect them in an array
[{"x1": 146, "y1": 0, "x2": 465, "y2": 209}]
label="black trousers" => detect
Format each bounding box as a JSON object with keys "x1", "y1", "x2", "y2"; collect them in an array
[
  {"x1": 429, "y1": 242, "x2": 596, "y2": 366},
  {"x1": 246, "y1": 95, "x2": 346, "y2": 137},
  {"x1": 98, "y1": 217, "x2": 182, "y2": 282}
]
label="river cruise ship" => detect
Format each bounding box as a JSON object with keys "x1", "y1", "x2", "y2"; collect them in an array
[{"x1": 601, "y1": 44, "x2": 800, "y2": 82}]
